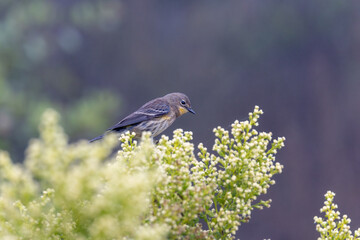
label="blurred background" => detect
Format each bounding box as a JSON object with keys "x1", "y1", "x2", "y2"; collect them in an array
[{"x1": 1, "y1": 0, "x2": 359, "y2": 239}]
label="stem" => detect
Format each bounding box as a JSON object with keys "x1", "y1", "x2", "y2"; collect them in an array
[
  {"x1": 214, "y1": 197, "x2": 219, "y2": 215},
  {"x1": 203, "y1": 212, "x2": 212, "y2": 232}
]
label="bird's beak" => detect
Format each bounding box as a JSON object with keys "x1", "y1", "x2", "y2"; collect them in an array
[{"x1": 186, "y1": 107, "x2": 196, "y2": 114}]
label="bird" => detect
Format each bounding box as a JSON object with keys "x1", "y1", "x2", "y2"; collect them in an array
[{"x1": 90, "y1": 92, "x2": 195, "y2": 142}]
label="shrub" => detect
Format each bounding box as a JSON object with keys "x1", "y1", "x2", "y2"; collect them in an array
[{"x1": 0, "y1": 106, "x2": 284, "y2": 239}]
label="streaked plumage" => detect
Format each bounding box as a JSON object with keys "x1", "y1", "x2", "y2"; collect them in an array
[{"x1": 90, "y1": 92, "x2": 195, "y2": 142}]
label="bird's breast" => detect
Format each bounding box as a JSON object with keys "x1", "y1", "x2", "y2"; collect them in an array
[{"x1": 135, "y1": 115, "x2": 175, "y2": 137}]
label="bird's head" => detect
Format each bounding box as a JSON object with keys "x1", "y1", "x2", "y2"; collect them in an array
[{"x1": 164, "y1": 92, "x2": 195, "y2": 117}]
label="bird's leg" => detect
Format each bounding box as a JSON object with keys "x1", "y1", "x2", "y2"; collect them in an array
[{"x1": 153, "y1": 138, "x2": 160, "y2": 145}]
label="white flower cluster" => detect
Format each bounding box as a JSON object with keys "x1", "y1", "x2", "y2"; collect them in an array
[
  {"x1": 314, "y1": 191, "x2": 360, "y2": 240},
  {"x1": 0, "y1": 109, "x2": 168, "y2": 240},
  {"x1": 195, "y1": 106, "x2": 285, "y2": 239},
  {"x1": 146, "y1": 129, "x2": 215, "y2": 239}
]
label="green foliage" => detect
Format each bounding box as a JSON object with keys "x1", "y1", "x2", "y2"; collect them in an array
[
  {"x1": 0, "y1": 106, "x2": 284, "y2": 239},
  {"x1": 0, "y1": 0, "x2": 123, "y2": 160},
  {"x1": 0, "y1": 77, "x2": 121, "y2": 161},
  {"x1": 314, "y1": 191, "x2": 360, "y2": 240}
]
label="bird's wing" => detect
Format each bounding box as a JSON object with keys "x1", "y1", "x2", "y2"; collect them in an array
[{"x1": 108, "y1": 99, "x2": 170, "y2": 131}]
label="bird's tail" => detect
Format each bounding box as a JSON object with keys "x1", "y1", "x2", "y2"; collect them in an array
[{"x1": 89, "y1": 135, "x2": 104, "y2": 143}]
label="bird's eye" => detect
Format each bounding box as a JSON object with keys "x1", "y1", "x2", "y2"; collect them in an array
[{"x1": 180, "y1": 100, "x2": 186, "y2": 105}]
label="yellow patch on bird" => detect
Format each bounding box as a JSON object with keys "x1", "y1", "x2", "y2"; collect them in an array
[
  {"x1": 178, "y1": 106, "x2": 188, "y2": 116},
  {"x1": 160, "y1": 114, "x2": 173, "y2": 120}
]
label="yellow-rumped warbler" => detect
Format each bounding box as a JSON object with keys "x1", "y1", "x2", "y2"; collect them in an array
[{"x1": 90, "y1": 92, "x2": 195, "y2": 142}]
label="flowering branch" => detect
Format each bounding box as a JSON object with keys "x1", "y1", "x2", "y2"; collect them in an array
[{"x1": 314, "y1": 191, "x2": 360, "y2": 240}]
